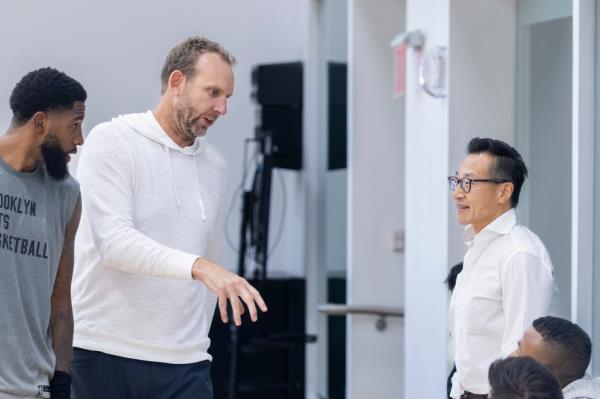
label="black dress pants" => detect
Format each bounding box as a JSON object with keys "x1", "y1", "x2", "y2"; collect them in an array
[{"x1": 71, "y1": 347, "x2": 212, "y2": 399}]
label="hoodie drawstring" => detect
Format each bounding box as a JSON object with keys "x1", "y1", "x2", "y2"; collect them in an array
[
  {"x1": 164, "y1": 147, "x2": 181, "y2": 208},
  {"x1": 117, "y1": 112, "x2": 208, "y2": 219},
  {"x1": 163, "y1": 147, "x2": 207, "y2": 221},
  {"x1": 193, "y1": 155, "x2": 207, "y2": 221}
]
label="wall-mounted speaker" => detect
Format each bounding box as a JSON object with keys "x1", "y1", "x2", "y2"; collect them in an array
[{"x1": 252, "y1": 62, "x2": 303, "y2": 170}]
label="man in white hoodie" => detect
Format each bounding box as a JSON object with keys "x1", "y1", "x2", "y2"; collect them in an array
[{"x1": 71, "y1": 37, "x2": 267, "y2": 399}]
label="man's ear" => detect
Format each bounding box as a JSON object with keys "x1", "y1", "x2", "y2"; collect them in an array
[
  {"x1": 168, "y1": 70, "x2": 186, "y2": 96},
  {"x1": 31, "y1": 111, "x2": 50, "y2": 137},
  {"x1": 498, "y1": 182, "x2": 514, "y2": 205}
]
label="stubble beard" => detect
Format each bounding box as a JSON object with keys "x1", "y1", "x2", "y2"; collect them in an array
[{"x1": 174, "y1": 104, "x2": 206, "y2": 143}]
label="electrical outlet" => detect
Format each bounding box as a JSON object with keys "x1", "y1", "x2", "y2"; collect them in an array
[{"x1": 393, "y1": 230, "x2": 405, "y2": 253}]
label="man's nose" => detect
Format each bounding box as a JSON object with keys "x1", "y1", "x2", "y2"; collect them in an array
[
  {"x1": 74, "y1": 129, "x2": 84, "y2": 146},
  {"x1": 214, "y1": 98, "x2": 227, "y2": 115},
  {"x1": 452, "y1": 185, "x2": 464, "y2": 200}
]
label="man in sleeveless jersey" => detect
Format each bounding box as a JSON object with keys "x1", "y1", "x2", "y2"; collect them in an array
[{"x1": 0, "y1": 68, "x2": 86, "y2": 398}]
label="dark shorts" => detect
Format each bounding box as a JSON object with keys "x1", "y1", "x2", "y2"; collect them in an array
[{"x1": 71, "y1": 347, "x2": 212, "y2": 399}]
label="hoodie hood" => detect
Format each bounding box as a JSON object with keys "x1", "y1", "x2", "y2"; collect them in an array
[
  {"x1": 112, "y1": 111, "x2": 208, "y2": 219},
  {"x1": 113, "y1": 110, "x2": 208, "y2": 155}
]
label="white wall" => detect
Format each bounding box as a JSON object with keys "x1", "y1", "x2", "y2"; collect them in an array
[
  {"x1": 304, "y1": 1, "x2": 328, "y2": 397},
  {"x1": 528, "y1": 17, "x2": 572, "y2": 319},
  {"x1": 325, "y1": 0, "x2": 349, "y2": 64},
  {"x1": 516, "y1": 1, "x2": 572, "y2": 228},
  {"x1": 324, "y1": 0, "x2": 348, "y2": 276},
  {"x1": 325, "y1": 171, "x2": 348, "y2": 274},
  {"x1": 449, "y1": 0, "x2": 517, "y2": 379},
  {"x1": 448, "y1": 0, "x2": 517, "y2": 266},
  {"x1": 571, "y1": 0, "x2": 595, "y2": 365},
  {"x1": 0, "y1": 0, "x2": 310, "y2": 277},
  {"x1": 404, "y1": 1, "x2": 450, "y2": 397},
  {"x1": 347, "y1": 0, "x2": 405, "y2": 397},
  {"x1": 516, "y1": 1, "x2": 574, "y2": 321},
  {"x1": 594, "y1": 1, "x2": 600, "y2": 376}
]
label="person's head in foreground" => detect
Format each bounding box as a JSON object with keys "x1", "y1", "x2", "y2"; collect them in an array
[{"x1": 488, "y1": 357, "x2": 563, "y2": 399}]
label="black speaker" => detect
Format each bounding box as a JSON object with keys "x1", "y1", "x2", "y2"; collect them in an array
[
  {"x1": 252, "y1": 62, "x2": 303, "y2": 170},
  {"x1": 328, "y1": 63, "x2": 347, "y2": 170},
  {"x1": 327, "y1": 275, "x2": 346, "y2": 399}
]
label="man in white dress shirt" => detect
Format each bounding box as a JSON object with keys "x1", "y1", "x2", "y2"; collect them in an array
[{"x1": 448, "y1": 137, "x2": 554, "y2": 399}]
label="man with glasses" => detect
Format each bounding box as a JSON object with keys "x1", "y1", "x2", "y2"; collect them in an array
[{"x1": 447, "y1": 137, "x2": 554, "y2": 399}]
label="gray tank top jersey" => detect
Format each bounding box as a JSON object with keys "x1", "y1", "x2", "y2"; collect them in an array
[{"x1": 0, "y1": 156, "x2": 79, "y2": 398}]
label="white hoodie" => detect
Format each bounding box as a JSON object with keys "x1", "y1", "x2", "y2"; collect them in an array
[{"x1": 72, "y1": 111, "x2": 227, "y2": 364}]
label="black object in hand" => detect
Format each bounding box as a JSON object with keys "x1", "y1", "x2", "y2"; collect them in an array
[{"x1": 50, "y1": 370, "x2": 71, "y2": 399}]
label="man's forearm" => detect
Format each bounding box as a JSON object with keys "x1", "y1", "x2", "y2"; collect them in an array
[{"x1": 50, "y1": 306, "x2": 74, "y2": 372}]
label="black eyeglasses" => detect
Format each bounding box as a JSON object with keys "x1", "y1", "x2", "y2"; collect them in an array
[{"x1": 447, "y1": 176, "x2": 511, "y2": 193}]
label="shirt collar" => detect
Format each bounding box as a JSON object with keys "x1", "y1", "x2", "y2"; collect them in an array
[{"x1": 464, "y1": 208, "x2": 517, "y2": 247}]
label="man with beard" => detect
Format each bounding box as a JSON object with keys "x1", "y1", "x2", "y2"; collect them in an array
[
  {"x1": 71, "y1": 37, "x2": 267, "y2": 399},
  {"x1": 0, "y1": 67, "x2": 86, "y2": 398}
]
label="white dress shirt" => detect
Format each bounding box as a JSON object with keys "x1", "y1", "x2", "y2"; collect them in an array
[{"x1": 449, "y1": 209, "x2": 554, "y2": 397}]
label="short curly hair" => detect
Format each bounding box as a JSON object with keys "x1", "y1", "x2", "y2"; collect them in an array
[
  {"x1": 160, "y1": 36, "x2": 236, "y2": 95},
  {"x1": 9, "y1": 67, "x2": 87, "y2": 125}
]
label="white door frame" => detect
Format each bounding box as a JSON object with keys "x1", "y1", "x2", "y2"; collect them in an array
[{"x1": 571, "y1": 0, "x2": 595, "y2": 343}]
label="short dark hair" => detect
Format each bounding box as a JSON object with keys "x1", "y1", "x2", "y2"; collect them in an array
[
  {"x1": 160, "y1": 36, "x2": 236, "y2": 95},
  {"x1": 532, "y1": 316, "x2": 592, "y2": 382},
  {"x1": 9, "y1": 67, "x2": 87, "y2": 125},
  {"x1": 445, "y1": 262, "x2": 463, "y2": 292},
  {"x1": 488, "y1": 357, "x2": 563, "y2": 399},
  {"x1": 467, "y1": 137, "x2": 528, "y2": 208}
]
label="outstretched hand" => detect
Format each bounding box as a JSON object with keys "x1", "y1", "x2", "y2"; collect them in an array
[{"x1": 192, "y1": 258, "x2": 268, "y2": 326}]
